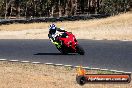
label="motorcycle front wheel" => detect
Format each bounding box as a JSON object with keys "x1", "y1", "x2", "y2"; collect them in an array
[
  {"x1": 76, "y1": 44, "x2": 85, "y2": 55},
  {"x1": 56, "y1": 47, "x2": 68, "y2": 55}
]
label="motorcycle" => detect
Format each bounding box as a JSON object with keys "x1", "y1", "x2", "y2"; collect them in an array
[{"x1": 51, "y1": 32, "x2": 85, "y2": 55}]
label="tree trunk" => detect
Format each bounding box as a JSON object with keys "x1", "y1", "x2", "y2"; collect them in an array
[
  {"x1": 58, "y1": 0, "x2": 62, "y2": 17},
  {"x1": 51, "y1": 5, "x2": 55, "y2": 17},
  {"x1": 71, "y1": 0, "x2": 77, "y2": 15},
  {"x1": 65, "y1": 0, "x2": 69, "y2": 16},
  {"x1": 5, "y1": 0, "x2": 7, "y2": 19},
  {"x1": 9, "y1": 5, "x2": 13, "y2": 18},
  {"x1": 16, "y1": 0, "x2": 20, "y2": 18},
  {"x1": 96, "y1": 0, "x2": 100, "y2": 14},
  {"x1": 25, "y1": 3, "x2": 27, "y2": 18},
  {"x1": 59, "y1": 6, "x2": 62, "y2": 17}
]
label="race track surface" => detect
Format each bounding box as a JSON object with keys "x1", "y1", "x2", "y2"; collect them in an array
[{"x1": 0, "y1": 39, "x2": 132, "y2": 72}]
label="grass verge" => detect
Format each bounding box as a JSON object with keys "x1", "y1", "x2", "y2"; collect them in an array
[
  {"x1": 0, "y1": 61, "x2": 131, "y2": 88},
  {"x1": 0, "y1": 12, "x2": 132, "y2": 40}
]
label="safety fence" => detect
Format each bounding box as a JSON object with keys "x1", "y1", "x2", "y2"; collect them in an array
[{"x1": 0, "y1": 14, "x2": 110, "y2": 25}]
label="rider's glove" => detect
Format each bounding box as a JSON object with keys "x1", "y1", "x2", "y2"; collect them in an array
[{"x1": 53, "y1": 42, "x2": 61, "y2": 48}]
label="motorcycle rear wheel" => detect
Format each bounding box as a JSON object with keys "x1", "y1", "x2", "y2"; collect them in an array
[{"x1": 76, "y1": 44, "x2": 85, "y2": 55}]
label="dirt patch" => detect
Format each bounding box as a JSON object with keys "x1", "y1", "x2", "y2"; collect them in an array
[{"x1": 0, "y1": 61, "x2": 131, "y2": 88}]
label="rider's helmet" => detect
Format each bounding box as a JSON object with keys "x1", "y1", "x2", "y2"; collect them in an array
[{"x1": 49, "y1": 24, "x2": 57, "y2": 34}]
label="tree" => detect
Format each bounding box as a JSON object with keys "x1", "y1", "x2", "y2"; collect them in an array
[{"x1": 0, "y1": 0, "x2": 131, "y2": 18}]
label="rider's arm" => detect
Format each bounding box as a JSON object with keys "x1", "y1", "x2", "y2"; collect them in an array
[{"x1": 56, "y1": 28, "x2": 67, "y2": 32}]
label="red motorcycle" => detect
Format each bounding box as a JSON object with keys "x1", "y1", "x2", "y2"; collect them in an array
[{"x1": 53, "y1": 32, "x2": 85, "y2": 55}]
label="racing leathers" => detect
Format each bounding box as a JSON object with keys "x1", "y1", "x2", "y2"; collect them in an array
[{"x1": 48, "y1": 27, "x2": 66, "y2": 43}]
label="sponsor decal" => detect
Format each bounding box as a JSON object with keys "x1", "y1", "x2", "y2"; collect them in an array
[{"x1": 76, "y1": 66, "x2": 131, "y2": 85}]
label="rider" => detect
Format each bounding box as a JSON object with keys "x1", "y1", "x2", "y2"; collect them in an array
[{"x1": 48, "y1": 24, "x2": 67, "y2": 43}]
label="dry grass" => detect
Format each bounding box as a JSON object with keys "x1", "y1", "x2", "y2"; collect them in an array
[
  {"x1": 0, "y1": 12, "x2": 131, "y2": 31},
  {"x1": 0, "y1": 12, "x2": 132, "y2": 40},
  {"x1": 0, "y1": 61, "x2": 131, "y2": 88}
]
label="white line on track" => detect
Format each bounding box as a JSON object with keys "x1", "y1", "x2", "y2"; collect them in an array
[
  {"x1": 0, "y1": 59, "x2": 7, "y2": 61},
  {"x1": 21, "y1": 61, "x2": 30, "y2": 63},
  {"x1": 91, "y1": 68, "x2": 102, "y2": 70},
  {"x1": 9, "y1": 60, "x2": 19, "y2": 62},
  {"x1": 110, "y1": 70, "x2": 117, "y2": 72},
  {"x1": 0, "y1": 59, "x2": 131, "y2": 73},
  {"x1": 32, "y1": 62, "x2": 41, "y2": 64},
  {"x1": 64, "y1": 65, "x2": 73, "y2": 67}
]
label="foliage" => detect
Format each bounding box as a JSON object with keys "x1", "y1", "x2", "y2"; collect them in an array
[
  {"x1": 0, "y1": 0, "x2": 131, "y2": 18},
  {"x1": 99, "y1": 0, "x2": 130, "y2": 15}
]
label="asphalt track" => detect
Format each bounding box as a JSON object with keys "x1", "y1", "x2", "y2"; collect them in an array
[{"x1": 0, "y1": 39, "x2": 132, "y2": 72}]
